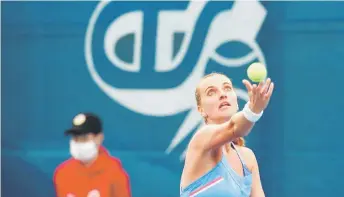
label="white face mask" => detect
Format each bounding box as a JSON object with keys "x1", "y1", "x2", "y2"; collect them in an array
[{"x1": 70, "y1": 140, "x2": 98, "y2": 162}]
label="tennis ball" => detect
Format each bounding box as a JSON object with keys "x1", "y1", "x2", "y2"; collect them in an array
[{"x1": 247, "y1": 62, "x2": 267, "y2": 82}]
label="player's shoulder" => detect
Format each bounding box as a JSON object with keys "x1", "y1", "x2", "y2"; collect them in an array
[
  {"x1": 236, "y1": 146, "x2": 257, "y2": 168},
  {"x1": 53, "y1": 158, "x2": 77, "y2": 180},
  {"x1": 237, "y1": 146, "x2": 255, "y2": 156},
  {"x1": 189, "y1": 125, "x2": 215, "y2": 145}
]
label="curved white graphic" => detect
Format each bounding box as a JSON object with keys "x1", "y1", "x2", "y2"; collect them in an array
[
  {"x1": 87, "y1": 189, "x2": 100, "y2": 197},
  {"x1": 85, "y1": 0, "x2": 267, "y2": 160}
]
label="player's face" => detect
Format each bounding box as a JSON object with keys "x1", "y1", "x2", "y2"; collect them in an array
[{"x1": 198, "y1": 74, "x2": 238, "y2": 124}]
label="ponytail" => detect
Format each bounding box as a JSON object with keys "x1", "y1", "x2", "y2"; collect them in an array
[
  {"x1": 233, "y1": 137, "x2": 245, "y2": 146},
  {"x1": 224, "y1": 137, "x2": 245, "y2": 152}
]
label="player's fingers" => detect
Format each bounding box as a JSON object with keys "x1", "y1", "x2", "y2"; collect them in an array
[
  {"x1": 242, "y1": 79, "x2": 252, "y2": 92},
  {"x1": 248, "y1": 83, "x2": 256, "y2": 101},
  {"x1": 252, "y1": 84, "x2": 257, "y2": 98},
  {"x1": 257, "y1": 81, "x2": 264, "y2": 96},
  {"x1": 261, "y1": 78, "x2": 271, "y2": 94},
  {"x1": 264, "y1": 82, "x2": 274, "y2": 99}
]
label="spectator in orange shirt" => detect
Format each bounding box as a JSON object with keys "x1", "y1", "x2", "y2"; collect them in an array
[{"x1": 53, "y1": 113, "x2": 132, "y2": 197}]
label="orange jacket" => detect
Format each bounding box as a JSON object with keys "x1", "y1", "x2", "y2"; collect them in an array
[{"x1": 53, "y1": 146, "x2": 131, "y2": 197}]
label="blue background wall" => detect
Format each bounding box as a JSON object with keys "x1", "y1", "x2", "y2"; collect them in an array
[{"x1": 2, "y1": 1, "x2": 344, "y2": 197}]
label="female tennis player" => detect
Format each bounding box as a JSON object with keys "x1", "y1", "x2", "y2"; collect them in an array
[{"x1": 180, "y1": 73, "x2": 274, "y2": 197}]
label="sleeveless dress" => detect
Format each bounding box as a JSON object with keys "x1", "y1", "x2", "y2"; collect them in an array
[{"x1": 180, "y1": 143, "x2": 252, "y2": 197}]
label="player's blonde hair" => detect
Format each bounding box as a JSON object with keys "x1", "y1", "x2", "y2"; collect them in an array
[{"x1": 195, "y1": 72, "x2": 245, "y2": 147}]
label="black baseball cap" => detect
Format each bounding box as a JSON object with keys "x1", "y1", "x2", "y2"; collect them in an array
[{"x1": 65, "y1": 113, "x2": 102, "y2": 136}]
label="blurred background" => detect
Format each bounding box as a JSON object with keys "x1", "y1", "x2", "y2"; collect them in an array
[{"x1": 2, "y1": 1, "x2": 344, "y2": 197}]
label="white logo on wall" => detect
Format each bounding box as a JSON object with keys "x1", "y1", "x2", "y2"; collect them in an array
[{"x1": 85, "y1": 0, "x2": 267, "y2": 160}]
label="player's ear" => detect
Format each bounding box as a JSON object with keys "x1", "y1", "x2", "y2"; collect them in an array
[{"x1": 198, "y1": 106, "x2": 208, "y2": 119}]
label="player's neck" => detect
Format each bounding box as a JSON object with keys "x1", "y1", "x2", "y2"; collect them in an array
[{"x1": 207, "y1": 117, "x2": 231, "y2": 125}]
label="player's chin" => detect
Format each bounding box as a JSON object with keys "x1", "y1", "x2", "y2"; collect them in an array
[
  {"x1": 218, "y1": 106, "x2": 234, "y2": 112},
  {"x1": 217, "y1": 108, "x2": 235, "y2": 118}
]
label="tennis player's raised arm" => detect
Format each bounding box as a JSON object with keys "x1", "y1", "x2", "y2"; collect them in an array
[
  {"x1": 191, "y1": 79, "x2": 274, "y2": 152},
  {"x1": 191, "y1": 111, "x2": 253, "y2": 151}
]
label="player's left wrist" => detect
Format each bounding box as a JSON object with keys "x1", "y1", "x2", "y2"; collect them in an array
[{"x1": 244, "y1": 101, "x2": 263, "y2": 122}]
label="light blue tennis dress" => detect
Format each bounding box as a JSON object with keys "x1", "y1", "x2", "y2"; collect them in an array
[{"x1": 180, "y1": 143, "x2": 252, "y2": 197}]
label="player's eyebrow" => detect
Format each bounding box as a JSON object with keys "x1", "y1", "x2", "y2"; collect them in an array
[
  {"x1": 223, "y1": 82, "x2": 232, "y2": 87},
  {"x1": 205, "y1": 86, "x2": 216, "y2": 93}
]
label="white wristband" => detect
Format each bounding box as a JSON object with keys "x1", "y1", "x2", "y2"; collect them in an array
[{"x1": 243, "y1": 102, "x2": 263, "y2": 123}]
